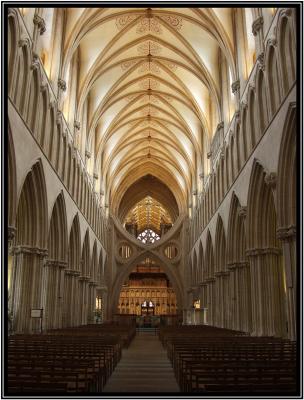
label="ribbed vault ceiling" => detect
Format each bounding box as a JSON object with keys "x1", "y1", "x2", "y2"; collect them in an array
[{"x1": 62, "y1": 7, "x2": 235, "y2": 213}]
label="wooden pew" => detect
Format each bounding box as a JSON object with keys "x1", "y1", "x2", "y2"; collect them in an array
[{"x1": 159, "y1": 325, "x2": 297, "y2": 394}]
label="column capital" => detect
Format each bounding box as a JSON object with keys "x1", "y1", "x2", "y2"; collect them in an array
[
  {"x1": 240, "y1": 100, "x2": 248, "y2": 110},
  {"x1": 58, "y1": 78, "x2": 67, "y2": 92},
  {"x1": 215, "y1": 270, "x2": 229, "y2": 277},
  {"x1": 267, "y1": 36, "x2": 277, "y2": 47},
  {"x1": 238, "y1": 206, "x2": 247, "y2": 219},
  {"x1": 65, "y1": 269, "x2": 80, "y2": 276},
  {"x1": 217, "y1": 121, "x2": 224, "y2": 130},
  {"x1": 235, "y1": 110, "x2": 240, "y2": 122},
  {"x1": 245, "y1": 247, "x2": 281, "y2": 257},
  {"x1": 13, "y1": 245, "x2": 48, "y2": 257},
  {"x1": 227, "y1": 263, "x2": 237, "y2": 270},
  {"x1": 18, "y1": 38, "x2": 29, "y2": 48},
  {"x1": 265, "y1": 172, "x2": 277, "y2": 188},
  {"x1": 231, "y1": 79, "x2": 240, "y2": 94},
  {"x1": 229, "y1": 261, "x2": 250, "y2": 269},
  {"x1": 45, "y1": 259, "x2": 68, "y2": 269},
  {"x1": 8, "y1": 226, "x2": 17, "y2": 241},
  {"x1": 252, "y1": 16, "x2": 264, "y2": 36},
  {"x1": 277, "y1": 225, "x2": 296, "y2": 241},
  {"x1": 257, "y1": 52, "x2": 265, "y2": 71},
  {"x1": 281, "y1": 8, "x2": 292, "y2": 18},
  {"x1": 79, "y1": 275, "x2": 91, "y2": 282},
  {"x1": 56, "y1": 110, "x2": 63, "y2": 126},
  {"x1": 40, "y1": 83, "x2": 48, "y2": 93},
  {"x1": 30, "y1": 60, "x2": 40, "y2": 71},
  {"x1": 74, "y1": 120, "x2": 81, "y2": 130},
  {"x1": 33, "y1": 14, "x2": 46, "y2": 35}
]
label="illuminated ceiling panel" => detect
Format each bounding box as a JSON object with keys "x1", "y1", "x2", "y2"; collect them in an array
[{"x1": 124, "y1": 195, "x2": 172, "y2": 234}]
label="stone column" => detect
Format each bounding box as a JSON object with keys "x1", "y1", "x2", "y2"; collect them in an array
[
  {"x1": 204, "y1": 278, "x2": 215, "y2": 325},
  {"x1": 247, "y1": 247, "x2": 287, "y2": 337},
  {"x1": 8, "y1": 226, "x2": 16, "y2": 250},
  {"x1": 199, "y1": 281, "x2": 208, "y2": 313},
  {"x1": 88, "y1": 281, "x2": 98, "y2": 324},
  {"x1": 277, "y1": 226, "x2": 296, "y2": 340},
  {"x1": 219, "y1": 271, "x2": 229, "y2": 329},
  {"x1": 11, "y1": 245, "x2": 48, "y2": 333},
  {"x1": 98, "y1": 286, "x2": 108, "y2": 321},
  {"x1": 8, "y1": 227, "x2": 16, "y2": 302},
  {"x1": 236, "y1": 261, "x2": 252, "y2": 333},
  {"x1": 214, "y1": 272, "x2": 222, "y2": 327},
  {"x1": 215, "y1": 271, "x2": 230, "y2": 328},
  {"x1": 43, "y1": 260, "x2": 67, "y2": 330},
  {"x1": 78, "y1": 276, "x2": 90, "y2": 325},
  {"x1": 55, "y1": 261, "x2": 67, "y2": 329},
  {"x1": 8, "y1": 227, "x2": 17, "y2": 334},
  {"x1": 227, "y1": 263, "x2": 239, "y2": 331},
  {"x1": 62, "y1": 269, "x2": 80, "y2": 327},
  {"x1": 43, "y1": 260, "x2": 55, "y2": 330}
]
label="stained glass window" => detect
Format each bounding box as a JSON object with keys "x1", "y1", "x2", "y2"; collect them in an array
[{"x1": 137, "y1": 229, "x2": 160, "y2": 244}]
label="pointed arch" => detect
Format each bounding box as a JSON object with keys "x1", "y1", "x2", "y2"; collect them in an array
[
  {"x1": 39, "y1": 87, "x2": 50, "y2": 149},
  {"x1": 15, "y1": 159, "x2": 48, "y2": 248},
  {"x1": 205, "y1": 230, "x2": 214, "y2": 278},
  {"x1": 47, "y1": 192, "x2": 68, "y2": 262},
  {"x1": 276, "y1": 103, "x2": 296, "y2": 340},
  {"x1": 98, "y1": 248, "x2": 104, "y2": 284},
  {"x1": 81, "y1": 229, "x2": 90, "y2": 276},
  {"x1": 14, "y1": 39, "x2": 31, "y2": 118},
  {"x1": 110, "y1": 250, "x2": 183, "y2": 316},
  {"x1": 91, "y1": 240, "x2": 98, "y2": 281},
  {"x1": 240, "y1": 103, "x2": 249, "y2": 162},
  {"x1": 215, "y1": 214, "x2": 227, "y2": 272},
  {"x1": 68, "y1": 213, "x2": 81, "y2": 272},
  {"x1": 278, "y1": 11, "x2": 296, "y2": 95},
  {"x1": 246, "y1": 160, "x2": 286, "y2": 337},
  {"x1": 247, "y1": 87, "x2": 257, "y2": 150},
  {"x1": 8, "y1": 121, "x2": 17, "y2": 228},
  {"x1": 227, "y1": 192, "x2": 246, "y2": 263},
  {"x1": 277, "y1": 105, "x2": 296, "y2": 229},
  {"x1": 45, "y1": 192, "x2": 68, "y2": 330},
  {"x1": 214, "y1": 213, "x2": 227, "y2": 328},
  {"x1": 8, "y1": 8, "x2": 20, "y2": 96},
  {"x1": 198, "y1": 239, "x2": 203, "y2": 283},
  {"x1": 255, "y1": 69, "x2": 268, "y2": 136},
  {"x1": 247, "y1": 161, "x2": 278, "y2": 249},
  {"x1": 266, "y1": 44, "x2": 281, "y2": 116},
  {"x1": 192, "y1": 249, "x2": 198, "y2": 285},
  {"x1": 26, "y1": 67, "x2": 41, "y2": 133}
]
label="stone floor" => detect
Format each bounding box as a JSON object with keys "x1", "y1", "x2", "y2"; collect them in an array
[{"x1": 103, "y1": 331, "x2": 180, "y2": 393}]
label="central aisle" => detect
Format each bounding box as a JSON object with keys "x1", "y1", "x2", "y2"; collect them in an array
[{"x1": 103, "y1": 331, "x2": 180, "y2": 393}]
